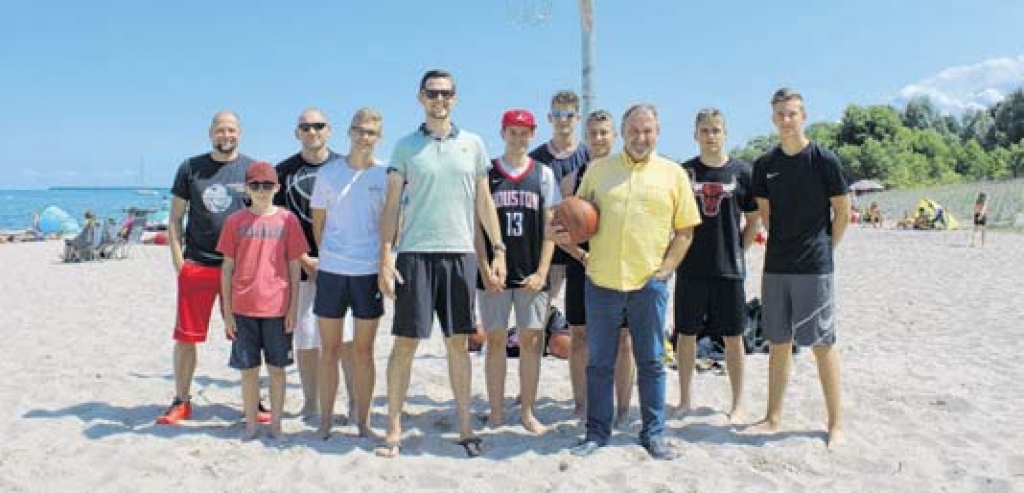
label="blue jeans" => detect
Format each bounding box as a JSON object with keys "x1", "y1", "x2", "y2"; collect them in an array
[{"x1": 584, "y1": 277, "x2": 669, "y2": 444}]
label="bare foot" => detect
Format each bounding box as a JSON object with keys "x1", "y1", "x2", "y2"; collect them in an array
[
  {"x1": 826, "y1": 427, "x2": 845, "y2": 449},
  {"x1": 521, "y1": 415, "x2": 548, "y2": 435},
  {"x1": 726, "y1": 405, "x2": 746, "y2": 424},
  {"x1": 741, "y1": 418, "x2": 781, "y2": 435},
  {"x1": 268, "y1": 421, "x2": 284, "y2": 439},
  {"x1": 613, "y1": 412, "x2": 630, "y2": 430},
  {"x1": 375, "y1": 431, "x2": 401, "y2": 458},
  {"x1": 300, "y1": 403, "x2": 318, "y2": 419},
  {"x1": 316, "y1": 424, "x2": 332, "y2": 440},
  {"x1": 358, "y1": 425, "x2": 381, "y2": 439},
  {"x1": 242, "y1": 425, "x2": 259, "y2": 441},
  {"x1": 487, "y1": 411, "x2": 506, "y2": 428},
  {"x1": 669, "y1": 403, "x2": 692, "y2": 418}
]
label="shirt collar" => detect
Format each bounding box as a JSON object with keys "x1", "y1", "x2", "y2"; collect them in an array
[
  {"x1": 418, "y1": 123, "x2": 460, "y2": 141},
  {"x1": 622, "y1": 150, "x2": 653, "y2": 168}
]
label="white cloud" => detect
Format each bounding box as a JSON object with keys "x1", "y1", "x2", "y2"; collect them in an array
[{"x1": 893, "y1": 56, "x2": 1024, "y2": 113}]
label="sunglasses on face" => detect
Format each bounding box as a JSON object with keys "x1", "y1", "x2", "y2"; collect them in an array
[
  {"x1": 551, "y1": 110, "x2": 578, "y2": 119},
  {"x1": 298, "y1": 122, "x2": 328, "y2": 132},
  {"x1": 247, "y1": 181, "x2": 276, "y2": 191},
  {"x1": 423, "y1": 89, "x2": 455, "y2": 100}
]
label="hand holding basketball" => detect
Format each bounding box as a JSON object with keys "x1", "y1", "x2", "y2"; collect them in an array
[{"x1": 552, "y1": 197, "x2": 599, "y2": 244}]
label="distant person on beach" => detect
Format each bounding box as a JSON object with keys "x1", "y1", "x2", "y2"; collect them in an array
[
  {"x1": 866, "y1": 201, "x2": 883, "y2": 228},
  {"x1": 376, "y1": 69, "x2": 506, "y2": 458},
  {"x1": 275, "y1": 108, "x2": 345, "y2": 420},
  {"x1": 157, "y1": 111, "x2": 255, "y2": 426},
  {"x1": 217, "y1": 162, "x2": 308, "y2": 439},
  {"x1": 529, "y1": 90, "x2": 589, "y2": 325},
  {"x1": 476, "y1": 109, "x2": 559, "y2": 434},
  {"x1": 971, "y1": 191, "x2": 988, "y2": 246},
  {"x1": 558, "y1": 110, "x2": 635, "y2": 425},
  {"x1": 673, "y1": 108, "x2": 759, "y2": 423},
  {"x1": 309, "y1": 108, "x2": 388, "y2": 439},
  {"x1": 746, "y1": 88, "x2": 850, "y2": 449},
  {"x1": 62, "y1": 210, "x2": 98, "y2": 261},
  {"x1": 559, "y1": 104, "x2": 700, "y2": 461}
]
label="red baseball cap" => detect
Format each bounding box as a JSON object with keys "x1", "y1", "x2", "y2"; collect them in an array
[
  {"x1": 246, "y1": 161, "x2": 278, "y2": 184},
  {"x1": 501, "y1": 109, "x2": 536, "y2": 129}
]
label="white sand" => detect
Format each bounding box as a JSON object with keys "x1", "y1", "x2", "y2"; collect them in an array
[{"x1": 1, "y1": 228, "x2": 1022, "y2": 492}]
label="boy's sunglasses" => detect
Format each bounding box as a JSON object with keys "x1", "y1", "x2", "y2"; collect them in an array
[{"x1": 247, "y1": 182, "x2": 276, "y2": 191}]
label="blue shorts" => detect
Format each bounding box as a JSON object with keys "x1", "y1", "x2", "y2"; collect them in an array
[
  {"x1": 229, "y1": 315, "x2": 294, "y2": 370},
  {"x1": 313, "y1": 271, "x2": 384, "y2": 320}
]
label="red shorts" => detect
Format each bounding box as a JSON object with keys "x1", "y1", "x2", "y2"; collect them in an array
[{"x1": 174, "y1": 262, "x2": 223, "y2": 343}]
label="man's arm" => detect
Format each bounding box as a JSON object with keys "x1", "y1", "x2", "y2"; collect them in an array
[
  {"x1": 475, "y1": 175, "x2": 507, "y2": 282},
  {"x1": 755, "y1": 198, "x2": 771, "y2": 234},
  {"x1": 220, "y1": 257, "x2": 236, "y2": 339},
  {"x1": 830, "y1": 194, "x2": 852, "y2": 247},
  {"x1": 741, "y1": 211, "x2": 762, "y2": 251},
  {"x1": 378, "y1": 172, "x2": 405, "y2": 299},
  {"x1": 653, "y1": 227, "x2": 694, "y2": 280},
  {"x1": 167, "y1": 197, "x2": 188, "y2": 273}
]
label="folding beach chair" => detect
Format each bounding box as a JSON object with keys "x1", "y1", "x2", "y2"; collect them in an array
[{"x1": 115, "y1": 217, "x2": 148, "y2": 259}]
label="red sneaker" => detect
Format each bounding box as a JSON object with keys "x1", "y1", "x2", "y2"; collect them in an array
[
  {"x1": 156, "y1": 398, "x2": 192, "y2": 425},
  {"x1": 257, "y1": 402, "x2": 272, "y2": 424}
]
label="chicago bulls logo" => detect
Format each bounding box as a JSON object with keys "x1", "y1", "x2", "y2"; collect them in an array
[{"x1": 692, "y1": 178, "x2": 737, "y2": 217}]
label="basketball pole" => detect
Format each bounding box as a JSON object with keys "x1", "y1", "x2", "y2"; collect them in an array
[{"x1": 578, "y1": 0, "x2": 595, "y2": 124}]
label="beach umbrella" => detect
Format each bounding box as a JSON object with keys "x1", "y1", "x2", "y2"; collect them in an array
[
  {"x1": 849, "y1": 179, "x2": 885, "y2": 193},
  {"x1": 37, "y1": 205, "x2": 80, "y2": 235}
]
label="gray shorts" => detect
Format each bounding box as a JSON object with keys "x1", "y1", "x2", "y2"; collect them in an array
[
  {"x1": 478, "y1": 288, "x2": 549, "y2": 332},
  {"x1": 761, "y1": 273, "x2": 837, "y2": 347}
]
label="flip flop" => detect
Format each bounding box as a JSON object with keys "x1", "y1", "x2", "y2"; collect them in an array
[
  {"x1": 457, "y1": 437, "x2": 484, "y2": 458},
  {"x1": 375, "y1": 440, "x2": 401, "y2": 458}
]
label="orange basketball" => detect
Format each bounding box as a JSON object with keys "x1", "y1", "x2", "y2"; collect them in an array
[
  {"x1": 546, "y1": 332, "x2": 570, "y2": 359},
  {"x1": 553, "y1": 197, "x2": 599, "y2": 244}
]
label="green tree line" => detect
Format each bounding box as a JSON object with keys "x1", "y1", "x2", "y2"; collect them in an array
[{"x1": 731, "y1": 88, "x2": 1024, "y2": 188}]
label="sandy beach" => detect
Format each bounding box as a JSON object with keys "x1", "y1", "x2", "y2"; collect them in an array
[{"x1": 1, "y1": 227, "x2": 1022, "y2": 492}]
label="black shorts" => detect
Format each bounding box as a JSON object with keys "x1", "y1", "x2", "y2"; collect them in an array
[
  {"x1": 974, "y1": 213, "x2": 987, "y2": 226},
  {"x1": 392, "y1": 252, "x2": 476, "y2": 339},
  {"x1": 229, "y1": 314, "x2": 294, "y2": 370},
  {"x1": 314, "y1": 271, "x2": 384, "y2": 320},
  {"x1": 564, "y1": 259, "x2": 586, "y2": 326},
  {"x1": 673, "y1": 277, "x2": 745, "y2": 339}
]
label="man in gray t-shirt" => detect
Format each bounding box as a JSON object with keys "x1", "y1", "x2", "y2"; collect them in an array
[{"x1": 375, "y1": 69, "x2": 506, "y2": 459}]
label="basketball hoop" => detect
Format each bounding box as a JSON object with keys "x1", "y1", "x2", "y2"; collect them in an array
[{"x1": 507, "y1": 0, "x2": 554, "y2": 27}]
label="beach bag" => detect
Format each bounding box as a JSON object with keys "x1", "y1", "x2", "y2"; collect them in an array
[
  {"x1": 505, "y1": 328, "x2": 521, "y2": 358},
  {"x1": 743, "y1": 297, "x2": 769, "y2": 354},
  {"x1": 544, "y1": 306, "x2": 570, "y2": 357}
]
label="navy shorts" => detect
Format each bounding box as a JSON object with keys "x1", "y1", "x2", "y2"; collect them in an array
[
  {"x1": 673, "y1": 277, "x2": 746, "y2": 339},
  {"x1": 565, "y1": 259, "x2": 587, "y2": 326},
  {"x1": 314, "y1": 271, "x2": 384, "y2": 320},
  {"x1": 392, "y1": 252, "x2": 475, "y2": 339},
  {"x1": 229, "y1": 314, "x2": 294, "y2": 370}
]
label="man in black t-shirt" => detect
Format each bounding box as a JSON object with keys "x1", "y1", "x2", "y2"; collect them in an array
[
  {"x1": 746, "y1": 88, "x2": 850, "y2": 449},
  {"x1": 673, "y1": 108, "x2": 760, "y2": 423},
  {"x1": 275, "y1": 108, "x2": 345, "y2": 420},
  {"x1": 158, "y1": 111, "x2": 254, "y2": 425}
]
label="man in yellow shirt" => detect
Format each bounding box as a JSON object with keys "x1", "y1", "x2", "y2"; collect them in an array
[{"x1": 563, "y1": 103, "x2": 700, "y2": 460}]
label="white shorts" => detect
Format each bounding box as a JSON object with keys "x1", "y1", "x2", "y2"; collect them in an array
[{"x1": 293, "y1": 280, "x2": 320, "y2": 350}]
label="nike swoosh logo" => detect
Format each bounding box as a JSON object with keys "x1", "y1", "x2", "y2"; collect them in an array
[{"x1": 767, "y1": 172, "x2": 780, "y2": 179}]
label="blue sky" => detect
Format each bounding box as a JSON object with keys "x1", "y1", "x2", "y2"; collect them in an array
[{"x1": 2, "y1": 0, "x2": 1022, "y2": 189}]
